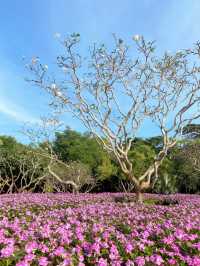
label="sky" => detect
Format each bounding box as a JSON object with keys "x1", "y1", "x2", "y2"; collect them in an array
[{"x1": 0, "y1": 0, "x2": 200, "y2": 143}]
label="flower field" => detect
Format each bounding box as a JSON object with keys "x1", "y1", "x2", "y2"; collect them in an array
[{"x1": 0, "y1": 193, "x2": 199, "y2": 266}]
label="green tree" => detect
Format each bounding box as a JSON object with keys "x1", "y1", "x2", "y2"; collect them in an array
[
  {"x1": 129, "y1": 140, "x2": 156, "y2": 178},
  {"x1": 53, "y1": 128, "x2": 115, "y2": 178},
  {"x1": 96, "y1": 154, "x2": 118, "y2": 180},
  {"x1": 173, "y1": 140, "x2": 200, "y2": 193},
  {"x1": 153, "y1": 157, "x2": 177, "y2": 194}
]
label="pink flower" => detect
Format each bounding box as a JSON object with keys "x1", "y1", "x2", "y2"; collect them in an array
[
  {"x1": 91, "y1": 242, "x2": 100, "y2": 254},
  {"x1": 191, "y1": 256, "x2": 200, "y2": 266},
  {"x1": 135, "y1": 256, "x2": 145, "y2": 266},
  {"x1": 77, "y1": 233, "x2": 84, "y2": 241},
  {"x1": 24, "y1": 254, "x2": 35, "y2": 262},
  {"x1": 193, "y1": 242, "x2": 200, "y2": 251},
  {"x1": 54, "y1": 246, "x2": 66, "y2": 256},
  {"x1": 0, "y1": 245, "x2": 14, "y2": 257},
  {"x1": 62, "y1": 258, "x2": 72, "y2": 266},
  {"x1": 150, "y1": 255, "x2": 163, "y2": 265},
  {"x1": 125, "y1": 243, "x2": 133, "y2": 253},
  {"x1": 25, "y1": 241, "x2": 38, "y2": 254},
  {"x1": 174, "y1": 229, "x2": 185, "y2": 240},
  {"x1": 163, "y1": 236, "x2": 174, "y2": 245},
  {"x1": 98, "y1": 258, "x2": 108, "y2": 266},
  {"x1": 110, "y1": 244, "x2": 119, "y2": 255},
  {"x1": 102, "y1": 231, "x2": 110, "y2": 239},
  {"x1": 78, "y1": 263, "x2": 85, "y2": 266},
  {"x1": 79, "y1": 255, "x2": 84, "y2": 262},
  {"x1": 126, "y1": 260, "x2": 135, "y2": 266},
  {"x1": 39, "y1": 244, "x2": 49, "y2": 253},
  {"x1": 168, "y1": 258, "x2": 177, "y2": 265},
  {"x1": 38, "y1": 257, "x2": 49, "y2": 266},
  {"x1": 138, "y1": 243, "x2": 145, "y2": 251},
  {"x1": 142, "y1": 230, "x2": 150, "y2": 238},
  {"x1": 109, "y1": 244, "x2": 119, "y2": 260},
  {"x1": 16, "y1": 261, "x2": 29, "y2": 266}
]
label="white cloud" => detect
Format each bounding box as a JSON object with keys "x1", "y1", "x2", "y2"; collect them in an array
[{"x1": 0, "y1": 97, "x2": 40, "y2": 124}]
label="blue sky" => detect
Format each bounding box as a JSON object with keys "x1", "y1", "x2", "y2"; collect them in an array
[{"x1": 0, "y1": 0, "x2": 200, "y2": 143}]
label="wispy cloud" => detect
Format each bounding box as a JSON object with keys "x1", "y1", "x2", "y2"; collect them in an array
[{"x1": 0, "y1": 97, "x2": 40, "y2": 124}]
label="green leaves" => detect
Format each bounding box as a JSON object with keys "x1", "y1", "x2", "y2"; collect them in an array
[{"x1": 116, "y1": 223, "x2": 132, "y2": 235}]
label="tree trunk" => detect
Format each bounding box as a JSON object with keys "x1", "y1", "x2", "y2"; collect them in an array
[
  {"x1": 126, "y1": 173, "x2": 144, "y2": 203},
  {"x1": 136, "y1": 187, "x2": 143, "y2": 203}
]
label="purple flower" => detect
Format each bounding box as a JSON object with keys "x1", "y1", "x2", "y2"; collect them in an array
[
  {"x1": 78, "y1": 263, "x2": 85, "y2": 266},
  {"x1": 125, "y1": 243, "x2": 133, "y2": 253},
  {"x1": 163, "y1": 235, "x2": 174, "y2": 245},
  {"x1": 168, "y1": 258, "x2": 177, "y2": 265},
  {"x1": 62, "y1": 258, "x2": 72, "y2": 266},
  {"x1": 0, "y1": 245, "x2": 14, "y2": 258},
  {"x1": 25, "y1": 241, "x2": 38, "y2": 254},
  {"x1": 54, "y1": 246, "x2": 66, "y2": 256},
  {"x1": 38, "y1": 257, "x2": 49, "y2": 266},
  {"x1": 24, "y1": 253, "x2": 35, "y2": 262},
  {"x1": 150, "y1": 254, "x2": 164, "y2": 265},
  {"x1": 135, "y1": 256, "x2": 145, "y2": 266},
  {"x1": 191, "y1": 256, "x2": 200, "y2": 266},
  {"x1": 126, "y1": 260, "x2": 135, "y2": 266},
  {"x1": 91, "y1": 242, "x2": 100, "y2": 254},
  {"x1": 98, "y1": 258, "x2": 108, "y2": 266},
  {"x1": 193, "y1": 242, "x2": 200, "y2": 251},
  {"x1": 16, "y1": 261, "x2": 29, "y2": 266}
]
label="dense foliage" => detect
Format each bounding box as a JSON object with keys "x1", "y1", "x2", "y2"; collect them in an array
[{"x1": 0, "y1": 126, "x2": 200, "y2": 194}]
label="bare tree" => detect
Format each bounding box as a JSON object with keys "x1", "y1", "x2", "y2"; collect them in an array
[
  {"x1": 46, "y1": 161, "x2": 97, "y2": 193},
  {"x1": 26, "y1": 34, "x2": 200, "y2": 202},
  {"x1": 23, "y1": 117, "x2": 97, "y2": 193},
  {"x1": 0, "y1": 150, "x2": 46, "y2": 193},
  {"x1": 118, "y1": 179, "x2": 135, "y2": 194}
]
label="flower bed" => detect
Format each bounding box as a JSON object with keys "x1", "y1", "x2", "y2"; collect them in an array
[{"x1": 0, "y1": 193, "x2": 199, "y2": 265}]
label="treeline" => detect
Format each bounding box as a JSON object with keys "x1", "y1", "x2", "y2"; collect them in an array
[{"x1": 0, "y1": 127, "x2": 200, "y2": 194}]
